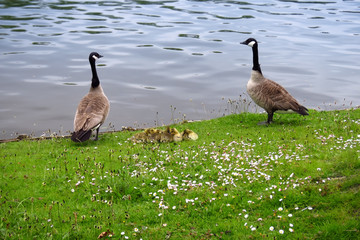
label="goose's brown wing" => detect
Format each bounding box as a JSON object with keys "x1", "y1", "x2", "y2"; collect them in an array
[
  {"x1": 74, "y1": 94, "x2": 109, "y2": 132},
  {"x1": 262, "y1": 79, "x2": 303, "y2": 112}
]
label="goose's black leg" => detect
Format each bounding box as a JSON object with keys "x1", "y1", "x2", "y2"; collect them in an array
[
  {"x1": 95, "y1": 128, "x2": 99, "y2": 141},
  {"x1": 267, "y1": 112, "x2": 274, "y2": 124},
  {"x1": 257, "y1": 111, "x2": 273, "y2": 125}
]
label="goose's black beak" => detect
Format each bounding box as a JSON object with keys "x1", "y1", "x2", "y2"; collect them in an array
[
  {"x1": 240, "y1": 41, "x2": 247, "y2": 45},
  {"x1": 98, "y1": 55, "x2": 103, "y2": 58}
]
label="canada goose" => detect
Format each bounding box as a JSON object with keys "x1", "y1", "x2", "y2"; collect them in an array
[
  {"x1": 130, "y1": 128, "x2": 165, "y2": 143},
  {"x1": 130, "y1": 127, "x2": 183, "y2": 143},
  {"x1": 130, "y1": 132, "x2": 148, "y2": 143},
  {"x1": 158, "y1": 127, "x2": 182, "y2": 143},
  {"x1": 169, "y1": 127, "x2": 182, "y2": 142},
  {"x1": 71, "y1": 52, "x2": 110, "y2": 142},
  {"x1": 181, "y1": 129, "x2": 198, "y2": 141},
  {"x1": 241, "y1": 38, "x2": 308, "y2": 124},
  {"x1": 159, "y1": 130, "x2": 173, "y2": 143},
  {"x1": 145, "y1": 128, "x2": 162, "y2": 142}
]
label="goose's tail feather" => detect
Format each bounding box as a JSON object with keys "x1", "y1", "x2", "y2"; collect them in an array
[{"x1": 71, "y1": 129, "x2": 92, "y2": 142}]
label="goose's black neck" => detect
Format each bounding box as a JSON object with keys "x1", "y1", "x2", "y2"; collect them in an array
[
  {"x1": 90, "y1": 59, "x2": 100, "y2": 88},
  {"x1": 252, "y1": 43, "x2": 262, "y2": 74}
]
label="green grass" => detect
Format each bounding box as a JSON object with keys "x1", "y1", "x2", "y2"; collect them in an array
[{"x1": 1, "y1": 109, "x2": 359, "y2": 239}]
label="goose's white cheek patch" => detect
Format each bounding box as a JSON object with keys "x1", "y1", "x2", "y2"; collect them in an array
[{"x1": 248, "y1": 41, "x2": 256, "y2": 47}]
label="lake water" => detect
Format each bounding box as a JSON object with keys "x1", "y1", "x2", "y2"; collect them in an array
[{"x1": 1, "y1": 0, "x2": 359, "y2": 139}]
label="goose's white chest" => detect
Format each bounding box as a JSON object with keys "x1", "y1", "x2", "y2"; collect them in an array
[
  {"x1": 246, "y1": 77, "x2": 258, "y2": 92},
  {"x1": 246, "y1": 71, "x2": 266, "y2": 108},
  {"x1": 246, "y1": 71, "x2": 263, "y2": 94}
]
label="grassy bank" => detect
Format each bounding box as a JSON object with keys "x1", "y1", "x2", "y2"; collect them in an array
[{"x1": 1, "y1": 109, "x2": 359, "y2": 239}]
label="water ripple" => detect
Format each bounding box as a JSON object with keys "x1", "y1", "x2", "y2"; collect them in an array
[{"x1": 0, "y1": 0, "x2": 359, "y2": 139}]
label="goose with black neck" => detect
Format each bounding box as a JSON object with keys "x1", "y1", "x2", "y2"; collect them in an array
[
  {"x1": 241, "y1": 38, "x2": 309, "y2": 125},
  {"x1": 71, "y1": 52, "x2": 110, "y2": 142}
]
